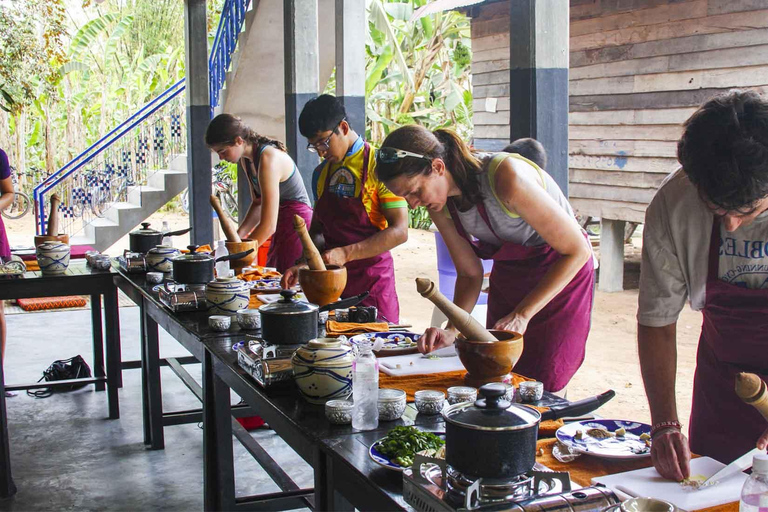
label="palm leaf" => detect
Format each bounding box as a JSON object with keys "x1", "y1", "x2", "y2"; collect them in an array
[
  {"x1": 104, "y1": 15, "x2": 134, "y2": 70},
  {"x1": 68, "y1": 13, "x2": 120, "y2": 61},
  {"x1": 368, "y1": 0, "x2": 413, "y2": 89}
]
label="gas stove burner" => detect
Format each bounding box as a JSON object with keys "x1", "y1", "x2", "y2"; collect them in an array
[
  {"x1": 156, "y1": 281, "x2": 209, "y2": 312},
  {"x1": 444, "y1": 466, "x2": 538, "y2": 504}
]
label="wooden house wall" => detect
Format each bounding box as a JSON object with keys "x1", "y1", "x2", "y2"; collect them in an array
[{"x1": 469, "y1": 0, "x2": 768, "y2": 223}]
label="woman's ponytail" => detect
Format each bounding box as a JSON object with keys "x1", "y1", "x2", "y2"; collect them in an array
[{"x1": 433, "y1": 129, "x2": 482, "y2": 204}]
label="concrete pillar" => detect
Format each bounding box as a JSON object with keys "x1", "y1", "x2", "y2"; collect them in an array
[
  {"x1": 598, "y1": 219, "x2": 626, "y2": 293},
  {"x1": 284, "y1": 0, "x2": 320, "y2": 195},
  {"x1": 335, "y1": 0, "x2": 366, "y2": 134},
  {"x1": 184, "y1": 0, "x2": 214, "y2": 245},
  {"x1": 509, "y1": 0, "x2": 569, "y2": 196}
]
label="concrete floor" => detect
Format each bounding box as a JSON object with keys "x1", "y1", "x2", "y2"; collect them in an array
[{"x1": 1, "y1": 306, "x2": 313, "y2": 511}]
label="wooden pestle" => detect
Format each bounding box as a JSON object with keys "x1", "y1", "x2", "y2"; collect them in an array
[
  {"x1": 210, "y1": 195, "x2": 242, "y2": 243},
  {"x1": 293, "y1": 214, "x2": 326, "y2": 271},
  {"x1": 47, "y1": 194, "x2": 61, "y2": 237},
  {"x1": 736, "y1": 373, "x2": 768, "y2": 423},
  {"x1": 415, "y1": 277, "x2": 495, "y2": 341}
]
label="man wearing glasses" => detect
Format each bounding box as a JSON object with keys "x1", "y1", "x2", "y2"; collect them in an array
[{"x1": 280, "y1": 94, "x2": 408, "y2": 323}]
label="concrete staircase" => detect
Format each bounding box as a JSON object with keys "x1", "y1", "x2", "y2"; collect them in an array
[{"x1": 70, "y1": 154, "x2": 188, "y2": 250}]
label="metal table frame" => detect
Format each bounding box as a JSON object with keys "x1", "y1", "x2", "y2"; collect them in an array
[{"x1": 0, "y1": 262, "x2": 121, "y2": 500}]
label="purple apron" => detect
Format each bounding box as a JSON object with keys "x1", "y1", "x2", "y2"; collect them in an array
[
  {"x1": 689, "y1": 219, "x2": 768, "y2": 463},
  {"x1": 266, "y1": 200, "x2": 312, "y2": 274},
  {"x1": 0, "y1": 216, "x2": 9, "y2": 259},
  {"x1": 313, "y1": 142, "x2": 400, "y2": 323},
  {"x1": 447, "y1": 200, "x2": 594, "y2": 392}
]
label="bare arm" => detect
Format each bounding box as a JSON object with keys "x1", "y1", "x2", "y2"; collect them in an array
[
  {"x1": 237, "y1": 160, "x2": 262, "y2": 239},
  {"x1": 492, "y1": 158, "x2": 591, "y2": 333},
  {"x1": 638, "y1": 322, "x2": 691, "y2": 481},
  {"x1": 239, "y1": 148, "x2": 292, "y2": 246},
  {"x1": 322, "y1": 206, "x2": 408, "y2": 266},
  {"x1": 0, "y1": 177, "x2": 14, "y2": 211}
]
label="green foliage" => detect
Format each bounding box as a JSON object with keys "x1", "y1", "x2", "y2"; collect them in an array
[
  {"x1": 408, "y1": 206, "x2": 432, "y2": 230},
  {"x1": 364, "y1": 0, "x2": 474, "y2": 146}
]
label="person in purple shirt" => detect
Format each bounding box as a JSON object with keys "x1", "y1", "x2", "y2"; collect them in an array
[{"x1": 0, "y1": 148, "x2": 15, "y2": 396}]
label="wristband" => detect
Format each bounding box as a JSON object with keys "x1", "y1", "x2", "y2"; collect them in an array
[{"x1": 651, "y1": 420, "x2": 682, "y2": 439}]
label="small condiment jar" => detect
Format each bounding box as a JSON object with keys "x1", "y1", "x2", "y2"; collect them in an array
[
  {"x1": 447, "y1": 386, "x2": 477, "y2": 405},
  {"x1": 415, "y1": 390, "x2": 445, "y2": 415}
]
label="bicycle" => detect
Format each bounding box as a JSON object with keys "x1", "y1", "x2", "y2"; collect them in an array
[
  {"x1": 1, "y1": 167, "x2": 32, "y2": 220},
  {"x1": 181, "y1": 164, "x2": 238, "y2": 218}
]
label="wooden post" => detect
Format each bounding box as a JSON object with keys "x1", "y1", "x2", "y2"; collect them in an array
[
  {"x1": 284, "y1": 0, "x2": 319, "y2": 196},
  {"x1": 599, "y1": 219, "x2": 625, "y2": 293},
  {"x1": 184, "y1": 0, "x2": 214, "y2": 246},
  {"x1": 509, "y1": 0, "x2": 569, "y2": 195},
  {"x1": 335, "y1": 0, "x2": 366, "y2": 134}
]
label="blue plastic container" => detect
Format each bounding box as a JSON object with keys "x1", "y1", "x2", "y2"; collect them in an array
[{"x1": 435, "y1": 232, "x2": 492, "y2": 304}]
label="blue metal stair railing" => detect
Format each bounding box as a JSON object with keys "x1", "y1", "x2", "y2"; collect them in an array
[{"x1": 34, "y1": 0, "x2": 252, "y2": 238}]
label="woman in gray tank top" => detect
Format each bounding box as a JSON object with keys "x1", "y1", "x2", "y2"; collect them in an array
[
  {"x1": 206, "y1": 114, "x2": 313, "y2": 272},
  {"x1": 376, "y1": 125, "x2": 595, "y2": 392}
]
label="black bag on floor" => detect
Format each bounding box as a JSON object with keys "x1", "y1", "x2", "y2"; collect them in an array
[{"x1": 27, "y1": 355, "x2": 92, "y2": 398}]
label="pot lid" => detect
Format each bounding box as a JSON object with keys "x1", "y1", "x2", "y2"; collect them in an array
[
  {"x1": 259, "y1": 290, "x2": 318, "y2": 315},
  {"x1": 442, "y1": 383, "x2": 540, "y2": 431},
  {"x1": 172, "y1": 245, "x2": 213, "y2": 262},
  {"x1": 131, "y1": 222, "x2": 161, "y2": 236}
]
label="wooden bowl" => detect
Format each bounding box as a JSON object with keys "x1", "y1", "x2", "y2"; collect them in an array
[
  {"x1": 299, "y1": 265, "x2": 347, "y2": 307},
  {"x1": 34, "y1": 234, "x2": 70, "y2": 247},
  {"x1": 225, "y1": 239, "x2": 257, "y2": 274},
  {"x1": 455, "y1": 330, "x2": 524, "y2": 387}
]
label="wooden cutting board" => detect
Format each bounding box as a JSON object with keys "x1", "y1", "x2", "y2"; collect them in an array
[{"x1": 593, "y1": 457, "x2": 746, "y2": 510}]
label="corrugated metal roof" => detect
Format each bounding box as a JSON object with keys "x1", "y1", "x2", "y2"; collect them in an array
[{"x1": 410, "y1": 0, "x2": 488, "y2": 21}]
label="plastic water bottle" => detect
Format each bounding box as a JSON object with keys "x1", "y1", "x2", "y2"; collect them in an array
[
  {"x1": 215, "y1": 240, "x2": 230, "y2": 277},
  {"x1": 352, "y1": 341, "x2": 379, "y2": 431},
  {"x1": 161, "y1": 221, "x2": 171, "y2": 246},
  {"x1": 740, "y1": 453, "x2": 768, "y2": 512}
]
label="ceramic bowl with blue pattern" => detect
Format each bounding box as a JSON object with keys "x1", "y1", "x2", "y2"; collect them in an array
[
  {"x1": 291, "y1": 338, "x2": 354, "y2": 404},
  {"x1": 205, "y1": 277, "x2": 250, "y2": 315},
  {"x1": 555, "y1": 419, "x2": 651, "y2": 459},
  {"x1": 36, "y1": 241, "x2": 70, "y2": 275}
]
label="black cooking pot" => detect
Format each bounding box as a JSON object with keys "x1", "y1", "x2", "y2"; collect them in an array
[
  {"x1": 171, "y1": 245, "x2": 254, "y2": 284},
  {"x1": 130, "y1": 222, "x2": 192, "y2": 254},
  {"x1": 442, "y1": 384, "x2": 617, "y2": 479},
  {"x1": 259, "y1": 290, "x2": 369, "y2": 345}
]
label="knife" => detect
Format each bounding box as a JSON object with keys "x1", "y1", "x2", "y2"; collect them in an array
[{"x1": 699, "y1": 447, "x2": 764, "y2": 488}]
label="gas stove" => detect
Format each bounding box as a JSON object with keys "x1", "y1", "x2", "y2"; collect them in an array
[
  {"x1": 156, "y1": 281, "x2": 208, "y2": 312},
  {"x1": 403, "y1": 455, "x2": 619, "y2": 512},
  {"x1": 236, "y1": 338, "x2": 300, "y2": 388}
]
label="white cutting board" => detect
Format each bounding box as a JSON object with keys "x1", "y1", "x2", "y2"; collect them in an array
[
  {"x1": 378, "y1": 349, "x2": 465, "y2": 376},
  {"x1": 593, "y1": 457, "x2": 745, "y2": 510}
]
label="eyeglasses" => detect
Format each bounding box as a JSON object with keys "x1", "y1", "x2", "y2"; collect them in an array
[
  {"x1": 306, "y1": 132, "x2": 334, "y2": 153},
  {"x1": 376, "y1": 147, "x2": 432, "y2": 164}
]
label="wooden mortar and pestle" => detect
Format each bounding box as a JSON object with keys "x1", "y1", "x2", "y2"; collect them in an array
[
  {"x1": 416, "y1": 277, "x2": 524, "y2": 386},
  {"x1": 210, "y1": 195, "x2": 256, "y2": 273},
  {"x1": 34, "y1": 194, "x2": 70, "y2": 247},
  {"x1": 295, "y1": 214, "x2": 347, "y2": 307},
  {"x1": 736, "y1": 373, "x2": 768, "y2": 423}
]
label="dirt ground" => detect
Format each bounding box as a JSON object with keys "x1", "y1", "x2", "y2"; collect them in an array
[{"x1": 5, "y1": 212, "x2": 703, "y2": 426}]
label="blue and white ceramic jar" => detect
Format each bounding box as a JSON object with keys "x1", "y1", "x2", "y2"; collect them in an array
[
  {"x1": 205, "y1": 276, "x2": 250, "y2": 315},
  {"x1": 36, "y1": 242, "x2": 70, "y2": 275},
  {"x1": 145, "y1": 245, "x2": 181, "y2": 273},
  {"x1": 291, "y1": 338, "x2": 354, "y2": 405}
]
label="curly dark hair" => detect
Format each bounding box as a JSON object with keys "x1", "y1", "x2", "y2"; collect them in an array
[{"x1": 678, "y1": 90, "x2": 768, "y2": 212}]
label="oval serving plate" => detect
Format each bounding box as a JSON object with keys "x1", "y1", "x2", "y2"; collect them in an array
[
  {"x1": 349, "y1": 332, "x2": 421, "y2": 357},
  {"x1": 555, "y1": 419, "x2": 651, "y2": 460},
  {"x1": 369, "y1": 432, "x2": 445, "y2": 472}
]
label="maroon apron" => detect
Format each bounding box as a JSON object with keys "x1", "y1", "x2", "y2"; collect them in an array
[
  {"x1": 446, "y1": 200, "x2": 594, "y2": 392},
  {"x1": 688, "y1": 218, "x2": 768, "y2": 463},
  {"x1": 0, "y1": 216, "x2": 9, "y2": 259},
  {"x1": 314, "y1": 142, "x2": 400, "y2": 323},
  {"x1": 266, "y1": 200, "x2": 313, "y2": 274}
]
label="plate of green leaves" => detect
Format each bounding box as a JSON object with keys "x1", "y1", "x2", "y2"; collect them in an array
[{"x1": 369, "y1": 426, "x2": 445, "y2": 471}]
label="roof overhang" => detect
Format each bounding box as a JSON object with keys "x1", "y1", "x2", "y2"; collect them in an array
[{"x1": 411, "y1": 0, "x2": 505, "y2": 21}]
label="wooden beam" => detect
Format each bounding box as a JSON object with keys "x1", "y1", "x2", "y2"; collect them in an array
[
  {"x1": 569, "y1": 139, "x2": 679, "y2": 158},
  {"x1": 569, "y1": 108, "x2": 696, "y2": 126},
  {"x1": 569, "y1": 155, "x2": 678, "y2": 173},
  {"x1": 570, "y1": 183, "x2": 657, "y2": 203},
  {"x1": 570, "y1": 197, "x2": 648, "y2": 223},
  {"x1": 571, "y1": 0, "x2": 707, "y2": 37},
  {"x1": 569, "y1": 125, "x2": 683, "y2": 142},
  {"x1": 570, "y1": 86, "x2": 768, "y2": 111},
  {"x1": 569, "y1": 169, "x2": 669, "y2": 188}
]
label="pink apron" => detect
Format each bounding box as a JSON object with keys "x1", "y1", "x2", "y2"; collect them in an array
[
  {"x1": 314, "y1": 142, "x2": 400, "y2": 323},
  {"x1": 266, "y1": 200, "x2": 312, "y2": 274},
  {"x1": 688, "y1": 219, "x2": 768, "y2": 463},
  {"x1": 0, "y1": 216, "x2": 9, "y2": 259},
  {"x1": 447, "y1": 200, "x2": 594, "y2": 392}
]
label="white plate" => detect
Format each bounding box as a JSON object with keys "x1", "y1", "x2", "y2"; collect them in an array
[{"x1": 556, "y1": 419, "x2": 651, "y2": 460}]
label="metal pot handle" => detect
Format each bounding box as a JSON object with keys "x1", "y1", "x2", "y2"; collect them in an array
[
  {"x1": 164, "y1": 227, "x2": 192, "y2": 237},
  {"x1": 318, "y1": 291, "x2": 370, "y2": 313},
  {"x1": 215, "y1": 248, "x2": 254, "y2": 262},
  {"x1": 540, "y1": 390, "x2": 615, "y2": 422}
]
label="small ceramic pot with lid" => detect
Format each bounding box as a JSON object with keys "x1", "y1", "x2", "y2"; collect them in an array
[
  {"x1": 442, "y1": 383, "x2": 542, "y2": 478},
  {"x1": 291, "y1": 338, "x2": 354, "y2": 404},
  {"x1": 145, "y1": 245, "x2": 181, "y2": 273},
  {"x1": 36, "y1": 242, "x2": 70, "y2": 275},
  {"x1": 205, "y1": 276, "x2": 250, "y2": 315},
  {"x1": 378, "y1": 388, "x2": 407, "y2": 421}
]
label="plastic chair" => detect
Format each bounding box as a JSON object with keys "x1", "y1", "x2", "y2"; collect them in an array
[{"x1": 430, "y1": 232, "x2": 494, "y2": 328}]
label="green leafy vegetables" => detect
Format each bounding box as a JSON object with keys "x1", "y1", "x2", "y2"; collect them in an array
[{"x1": 375, "y1": 426, "x2": 444, "y2": 468}]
